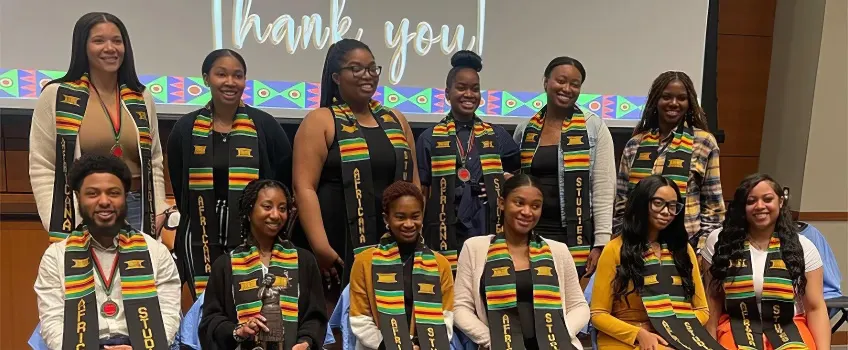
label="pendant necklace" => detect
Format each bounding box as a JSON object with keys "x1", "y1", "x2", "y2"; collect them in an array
[
  {"x1": 91, "y1": 83, "x2": 123, "y2": 157},
  {"x1": 455, "y1": 123, "x2": 475, "y2": 183},
  {"x1": 91, "y1": 248, "x2": 121, "y2": 318}
]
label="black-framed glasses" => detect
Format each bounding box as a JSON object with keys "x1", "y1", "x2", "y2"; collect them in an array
[
  {"x1": 341, "y1": 65, "x2": 382, "y2": 77},
  {"x1": 649, "y1": 197, "x2": 683, "y2": 215}
]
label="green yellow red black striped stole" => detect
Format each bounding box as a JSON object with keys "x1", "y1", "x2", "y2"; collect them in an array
[
  {"x1": 331, "y1": 100, "x2": 412, "y2": 256},
  {"x1": 640, "y1": 245, "x2": 724, "y2": 349},
  {"x1": 424, "y1": 114, "x2": 504, "y2": 271},
  {"x1": 231, "y1": 241, "x2": 300, "y2": 350},
  {"x1": 187, "y1": 101, "x2": 259, "y2": 298},
  {"x1": 518, "y1": 105, "x2": 593, "y2": 276},
  {"x1": 725, "y1": 236, "x2": 808, "y2": 350},
  {"x1": 629, "y1": 121, "x2": 694, "y2": 198},
  {"x1": 371, "y1": 234, "x2": 449, "y2": 350},
  {"x1": 49, "y1": 74, "x2": 156, "y2": 242},
  {"x1": 483, "y1": 233, "x2": 574, "y2": 350},
  {"x1": 62, "y1": 229, "x2": 167, "y2": 350}
]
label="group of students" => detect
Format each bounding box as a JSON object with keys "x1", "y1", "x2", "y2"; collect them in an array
[{"x1": 28, "y1": 11, "x2": 834, "y2": 350}]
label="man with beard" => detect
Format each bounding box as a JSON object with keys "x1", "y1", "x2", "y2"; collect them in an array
[{"x1": 34, "y1": 154, "x2": 181, "y2": 349}]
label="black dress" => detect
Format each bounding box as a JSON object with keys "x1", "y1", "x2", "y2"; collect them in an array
[
  {"x1": 530, "y1": 145, "x2": 565, "y2": 241},
  {"x1": 302, "y1": 125, "x2": 396, "y2": 285},
  {"x1": 199, "y1": 247, "x2": 328, "y2": 350}
]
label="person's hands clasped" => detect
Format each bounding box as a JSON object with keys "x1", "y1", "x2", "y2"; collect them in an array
[
  {"x1": 237, "y1": 315, "x2": 270, "y2": 339},
  {"x1": 103, "y1": 346, "x2": 133, "y2": 350},
  {"x1": 315, "y1": 245, "x2": 344, "y2": 288},
  {"x1": 636, "y1": 328, "x2": 669, "y2": 350},
  {"x1": 292, "y1": 342, "x2": 310, "y2": 350}
]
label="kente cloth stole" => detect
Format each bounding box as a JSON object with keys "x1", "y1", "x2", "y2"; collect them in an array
[
  {"x1": 518, "y1": 106, "x2": 593, "y2": 276},
  {"x1": 62, "y1": 229, "x2": 167, "y2": 350},
  {"x1": 371, "y1": 234, "x2": 449, "y2": 350},
  {"x1": 628, "y1": 121, "x2": 694, "y2": 197},
  {"x1": 424, "y1": 115, "x2": 504, "y2": 270},
  {"x1": 231, "y1": 241, "x2": 300, "y2": 350},
  {"x1": 483, "y1": 234, "x2": 575, "y2": 350},
  {"x1": 187, "y1": 102, "x2": 259, "y2": 297},
  {"x1": 724, "y1": 237, "x2": 808, "y2": 350},
  {"x1": 640, "y1": 245, "x2": 725, "y2": 350},
  {"x1": 332, "y1": 100, "x2": 412, "y2": 256},
  {"x1": 50, "y1": 75, "x2": 156, "y2": 242}
]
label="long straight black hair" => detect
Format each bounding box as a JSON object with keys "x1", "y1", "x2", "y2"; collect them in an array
[
  {"x1": 319, "y1": 39, "x2": 373, "y2": 108},
  {"x1": 46, "y1": 12, "x2": 145, "y2": 92},
  {"x1": 614, "y1": 175, "x2": 695, "y2": 301}
]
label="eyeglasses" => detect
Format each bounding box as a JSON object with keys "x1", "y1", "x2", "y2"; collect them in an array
[
  {"x1": 341, "y1": 65, "x2": 382, "y2": 77},
  {"x1": 650, "y1": 197, "x2": 683, "y2": 215}
]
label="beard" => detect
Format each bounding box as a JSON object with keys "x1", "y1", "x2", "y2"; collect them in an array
[{"x1": 79, "y1": 203, "x2": 128, "y2": 237}]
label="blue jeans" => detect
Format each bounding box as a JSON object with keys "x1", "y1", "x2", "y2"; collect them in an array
[{"x1": 126, "y1": 191, "x2": 143, "y2": 232}]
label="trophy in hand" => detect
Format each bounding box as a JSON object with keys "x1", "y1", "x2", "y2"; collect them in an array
[{"x1": 254, "y1": 272, "x2": 288, "y2": 350}]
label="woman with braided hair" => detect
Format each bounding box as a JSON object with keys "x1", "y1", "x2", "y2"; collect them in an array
[
  {"x1": 200, "y1": 179, "x2": 327, "y2": 350},
  {"x1": 349, "y1": 180, "x2": 455, "y2": 350},
  {"x1": 614, "y1": 71, "x2": 725, "y2": 250},
  {"x1": 293, "y1": 39, "x2": 419, "y2": 291}
]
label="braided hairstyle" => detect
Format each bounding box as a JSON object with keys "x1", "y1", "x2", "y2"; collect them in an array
[
  {"x1": 238, "y1": 179, "x2": 294, "y2": 245},
  {"x1": 633, "y1": 71, "x2": 709, "y2": 136},
  {"x1": 319, "y1": 39, "x2": 373, "y2": 108}
]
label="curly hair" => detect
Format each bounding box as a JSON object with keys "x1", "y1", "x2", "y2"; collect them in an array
[
  {"x1": 614, "y1": 175, "x2": 695, "y2": 301},
  {"x1": 381, "y1": 180, "x2": 424, "y2": 214},
  {"x1": 633, "y1": 71, "x2": 709, "y2": 136},
  {"x1": 238, "y1": 179, "x2": 293, "y2": 244},
  {"x1": 69, "y1": 154, "x2": 132, "y2": 193},
  {"x1": 709, "y1": 173, "x2": 806, "y2": 296}
]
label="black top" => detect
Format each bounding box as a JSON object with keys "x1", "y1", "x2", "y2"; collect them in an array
[
  {"x1": 211, "y1": 131, "x2": 229, "y2": 200},
  {"x1": 479, "y1": 269, "x2": 539, "y2": 350},
  {"x1": 530, "y1": 145, "x2": 563, "y2": 239},
  {"x1": 199, "y1": 247, "x2": 328, "y2": 350},
  {"x1": 308, "y1": 125, "x2": 396, "y2": 283}
]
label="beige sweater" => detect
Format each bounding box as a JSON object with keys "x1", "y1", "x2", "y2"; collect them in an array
[
  {"x1": 453, "y1": 235, "x2": 590, "y2": 350},
  {"x1": 29, "y1": 83, "x2": 170, "y2": 232}
]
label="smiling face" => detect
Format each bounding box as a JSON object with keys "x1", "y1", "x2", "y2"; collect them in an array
[
  {"x1": 204, "y1": 55, "x2": 246, "y2": 107},
  {"x1": 544, "y1": 64, "x2": 583, "y2": 110},
  {"x1": 384, "y1": 195, "x2": 423, "y2": 245},
  {"x1": 648, "y1": 185, "x2": 679, "y2": 233},
  {"x1": 657, "y1": 79, "x2": 690, "y2": 128},
  {"x1": 333, "y1": 48, "x2": 379, "y2": 105},
  {"x1": 77, "y1": 172, "x2": 127, "y2": 235},
  {"x1": 499, "y1": 185, "x2": 543, "y2": 236},
  {"x1": 447, "y1": 68, "x2": 481, "y2": 118},
  {"x1": 86, "y1": 22, "x2": 125, "y2": 75},
  {"x1": 745, "y1": 181, "x2": 782, "y2": 232},
  {"x1": 250, "y1": 187, "x2": 289, "y2": 240}
]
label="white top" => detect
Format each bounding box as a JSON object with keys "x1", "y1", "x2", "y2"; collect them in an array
[
  {"x1": 34, "y1": 233, "x2": 182, "y2": 349},
  {"x1": 702, "y1": 228, "x2": 823, "y2": 315}
]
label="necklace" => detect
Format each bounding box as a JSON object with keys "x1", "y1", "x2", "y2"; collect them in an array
[
  {"x1": 90, "y1": 248, "x2": 121, "y2": 318},
  {"x1": 90, "y1": 83, "x2": 123, "y2": 157},
  {"x1": 455, "y1": 122, "x2": 475, "y2": 183}
]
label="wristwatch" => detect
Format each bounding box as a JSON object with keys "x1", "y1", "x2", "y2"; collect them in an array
[{"x1": 233, "y1": 325, "x2": 246, "y2": 343}]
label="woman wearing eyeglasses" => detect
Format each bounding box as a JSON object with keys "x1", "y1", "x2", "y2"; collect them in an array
[
  {"x1": 590, "y1": 175, "x2": 723, "y2": 350},
  {"x1": 292, "y1": 39, "x2": 419, "y2": 290}
]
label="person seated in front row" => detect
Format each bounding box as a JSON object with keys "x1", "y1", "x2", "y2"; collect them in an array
[
  {"x1": 349, "y1": 180, "x2": 455, "y2": 350},
  {"x1": 453, "y1": 174, "x2": 589, "y2": 350},
  {"x1": 704, "y1": 173, "x2": 830, "y2": 350},
  {"x1": 591, "y1": 175, "x2": 723, "y2": 350},
  {"x1": 34, "y1": 154, "x2": 182, "y2": 349},
  {"x1": 199, "y1": 179, "x2": 327, "y2": 350}
]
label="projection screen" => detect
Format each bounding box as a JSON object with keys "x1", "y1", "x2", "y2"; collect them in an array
[{"x1": 0, "y1": 0, "x2": 710, "y2": 126}]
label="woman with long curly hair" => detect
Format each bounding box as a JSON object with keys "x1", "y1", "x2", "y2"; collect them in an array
[
  {"x1": 703, "y1": 174, "x2": 829, "y2": 350},
  {"x1": 614, "y1": 71, "x2": 725, "y2": 250},
  {"x1": 591, "y1": 175, "x2": 722, "y2": 350},
  {"x1": 200, "y1": 179, "x2": 327, "y2": 350},
  {"x1": 348, "y1": 180, "x2": 454, "y2": 350}
]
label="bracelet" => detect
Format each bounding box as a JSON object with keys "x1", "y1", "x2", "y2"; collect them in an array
[{"x1": 233, "y1": 325, "x2": 246, "y2": 343}]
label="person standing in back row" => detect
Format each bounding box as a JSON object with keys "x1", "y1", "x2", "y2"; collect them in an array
[
  {"x1": 512, "y1": 56, "x2": 616, "y2": 279},
  {"x1": 416, "y1": 50, "x2": 520, "y2": 270},
  {"x1": 168, "y1": 49, "x2": 292, "y2": 300}
]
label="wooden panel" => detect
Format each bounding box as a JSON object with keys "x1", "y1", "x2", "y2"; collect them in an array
[
  {"x1": 796, "y1": 211, "x2": 848, "y2": 221},
  {"x1": 720, "y1": 156, "x2": 760, "y2": 200},
  {"x1": 0, "y1": 220, "x2": 50, "y2": 349},
  {"x1": 717, "y1": 34, "x2": 772, "y2": 157},
  {"x1": 4, "y1": 149, "x2": 31, "y2": 193},
  {"x1": 0, "y1": 150, "x2": 6, "y2": 192},
  {"x1": 718, "y1": 0, "x2": 777, "y2": 36},
  {"x1": 0, "y1": 193, "x2": 37, "y2": 214}
]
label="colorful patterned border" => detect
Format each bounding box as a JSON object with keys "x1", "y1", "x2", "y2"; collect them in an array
[{"x1": 0, "y1": 68, "x2": 646, "y2": 119}]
